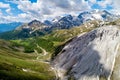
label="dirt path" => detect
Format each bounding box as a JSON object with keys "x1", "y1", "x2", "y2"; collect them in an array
[
  {"x1": 34, "y1": 44, "x2": 48, "y2": 60},
  {"x1": 37, "y1": 44, "x2": 48, "y2": 55}
]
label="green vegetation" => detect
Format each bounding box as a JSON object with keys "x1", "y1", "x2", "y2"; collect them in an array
[
  {"x1": 45, "y1": 20, "x2": 100, "y2": 42},
  {"x1": 0, "y1": 55, "x2": 55, "y2": 80},
  {"x1": 0, "y1": 30, "x2": 45, "y2": 40},
  {"x1": 0, "y1": 39, "x2": 55, "y2": 80},
  {"x1": 11, "y1": 37, "x2": 55, "y2": 53},
  {"x1": 106, "y1": 18, "x2": 120, "y2": 26},
  {"x1": 9, "y1": 20, "x2": 100, "y2": 59},
  {"x1": 0, "y1": 20, "x2": 103, "y2": 80}
]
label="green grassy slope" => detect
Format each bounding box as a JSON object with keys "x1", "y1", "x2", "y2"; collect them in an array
[
  {"x1": 0, "y1": 29, "x2": 45, "y2": 40},
  {"x1": 0, "y1": 39, "x2": 55, "y2": 80}
]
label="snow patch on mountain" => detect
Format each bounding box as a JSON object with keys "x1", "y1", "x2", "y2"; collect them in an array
[{"x1": 50, "y1": 10, "x2": 119, "y2": 29}]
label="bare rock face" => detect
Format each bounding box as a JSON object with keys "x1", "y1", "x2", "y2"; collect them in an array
[{"x1": 53, "y1": 25, "x2": 120, "y2": 80}]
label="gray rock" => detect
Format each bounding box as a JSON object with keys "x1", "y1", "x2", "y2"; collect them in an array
[{"x1": 53, "y1": 25, "x2": 120, "y2": 80}]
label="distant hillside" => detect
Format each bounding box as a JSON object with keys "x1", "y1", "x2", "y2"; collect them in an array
[
  {"x1": 0, "y1": 20, "x2": 49, "y2": 40},
  {"x1": 0, "y1": 22, "x2": 22, "y2": 33}
]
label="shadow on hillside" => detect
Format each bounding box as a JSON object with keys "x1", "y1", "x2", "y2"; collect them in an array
[
  {"x1": 68, "y1": 44, "x2": 111, "y2": 80},
  {"x1": 51, "y1": 38, "x2": 75, "y2": 60}
]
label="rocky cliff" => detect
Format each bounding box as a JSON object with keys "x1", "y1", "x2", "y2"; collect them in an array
[{"x1": 53, "y1": 25, "x2": 120, "y2": 80}]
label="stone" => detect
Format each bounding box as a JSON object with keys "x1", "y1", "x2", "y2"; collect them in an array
[{"x1": 53, "y1": 25, "x2": 120, "y2": 80}]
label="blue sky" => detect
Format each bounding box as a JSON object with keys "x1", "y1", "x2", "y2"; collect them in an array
[{"x1": 0, "y1": 0, "x2": 119, "y2": 23}]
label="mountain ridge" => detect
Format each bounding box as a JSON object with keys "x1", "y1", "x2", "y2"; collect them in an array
[
  {"x1": 49, "y1": 10, "x2": 119, "y2": 30},
  {"x1": 0, "y1": 10, "x2": 118, "y2": 34}
]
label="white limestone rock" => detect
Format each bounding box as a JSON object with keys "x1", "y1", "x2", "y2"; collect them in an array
[{"x1": 53, "y1": 25, "x2": 120, "y2": 80}]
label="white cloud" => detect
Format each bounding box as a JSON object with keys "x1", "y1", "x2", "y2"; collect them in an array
[
  {"x1": 17, "y1": 13, "x2": 36, "y2": 22},
  {"x1": 0, "y1": 0, "x2": 91, "y2": 23},
  {"x1": 113, "y1": 0, "x2": 120, "y2": 8},
  {"x1": 97, "y1": 0, "x2": 113, "y2": 8},
  {"x1": 6, "y1": 8, "x2": 11, "y2": 13},
  {"x1": 16, "y1": 0, "x2": 42, "y2": 20},
  {"x1": 86, "y1": 0, "x2": 120, "y2": 14},
  {"x1": 0, "y1": 2, "x2": 10, "y2": 8},
  {"x1": 0, "y1": 9, "x2": 2, "y2": 15},
  {"x1": 0, "y1": 12, "x2": 35, "y2": 23},
  {"x1": 1, "y1": 0, "x2": 120, "y2": 23},
  {"x1": 14, "y1": 0, "x2": 91, "y2": 21},
  {"x1": 0, "y1": 2, "x2": 11, "y2": 15},
  {"x1": 90, "y1": 0, "x2": 96, "y2": 4},
  {"x1": 111, "y1": 0, "x2": 120, "y2": 14}
]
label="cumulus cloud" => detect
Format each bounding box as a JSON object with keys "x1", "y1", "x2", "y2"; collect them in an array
[
  {"x1": 17, "y1": 13, "x2": 36, "y2": 22},
  {"x1": 1, "y1": 0, "x2": 120, "y2": 23},
  {"x1": 16, "y1": 0, "x2": 41, "y2": 20},
  {"x1": 87, "y1": 0, "x2": 113, "y2": 9},
  {"x1": 0, "y1": 2, "x2": 11, "y2": 15},
  {"x1": 0, "y1": 13, "x2": 35, "y2": 23},
  {"x1": 90, "y1": 0, "x2": 96, "y2": 4},
  {"x1": 0, "y1": 2, "x2": 10, "y2": 8},
  {"x1": 0, "y1": 9, "x2": 2, "y2": 15},
  {"x1": 111, "y1": 0, "x2": 120, "y2": 14},
  {"x1": 86, "y1": 0, "x2": 120, "y2": 14},
  {"x1": 97, "y1": 0, "x2": 113, "y2": 8},
  {"x1": 15, "y1": 0, "x2": 91, "y2": 21},
  {"x1": 6, "y1": 8, "x2": 11, "y2": 13}
]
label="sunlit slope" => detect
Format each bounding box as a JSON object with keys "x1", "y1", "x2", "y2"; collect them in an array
[{"x1": 0, "y1": 39, "x2": 55, "y2": 80}]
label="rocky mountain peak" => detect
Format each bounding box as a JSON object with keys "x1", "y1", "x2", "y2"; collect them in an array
[
  {"x1": 44, "y1": 20, "x2": 52, "y2": 26},
  {"x1": 59, "y1": 15, "x2": 73, "y2": 21},
  {"x1": 53, "y1": 25, "x2": 120, "y2": 80},
  {"x1": 46, "y1": 10, "x2": 120, "y2": 30},
  {"x1": 28, "y1": 19, "x2": 43, "y2": 26}
]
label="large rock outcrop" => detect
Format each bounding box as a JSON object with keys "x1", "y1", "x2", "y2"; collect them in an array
[{"x1": 53, "y1": 25, "x2": 120, "y2": 80}]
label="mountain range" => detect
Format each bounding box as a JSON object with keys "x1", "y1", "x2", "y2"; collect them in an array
[
  {"x1": 0, "y1": 10, "x2": 120, "y2": 80},
  {"x1": 49, "y1": 10, "x2": 119, "y2": 29},
  {"x1": 0, "y1": 10, "x2": 119, "y2": 40},
  {"x1": 0, "y1": 10, "x2": 119, "y2": 34}
]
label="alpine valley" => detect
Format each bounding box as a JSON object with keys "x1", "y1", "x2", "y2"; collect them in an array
[{"x1": 0, "y1": 10, "x2": 120, "y2": 80}]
